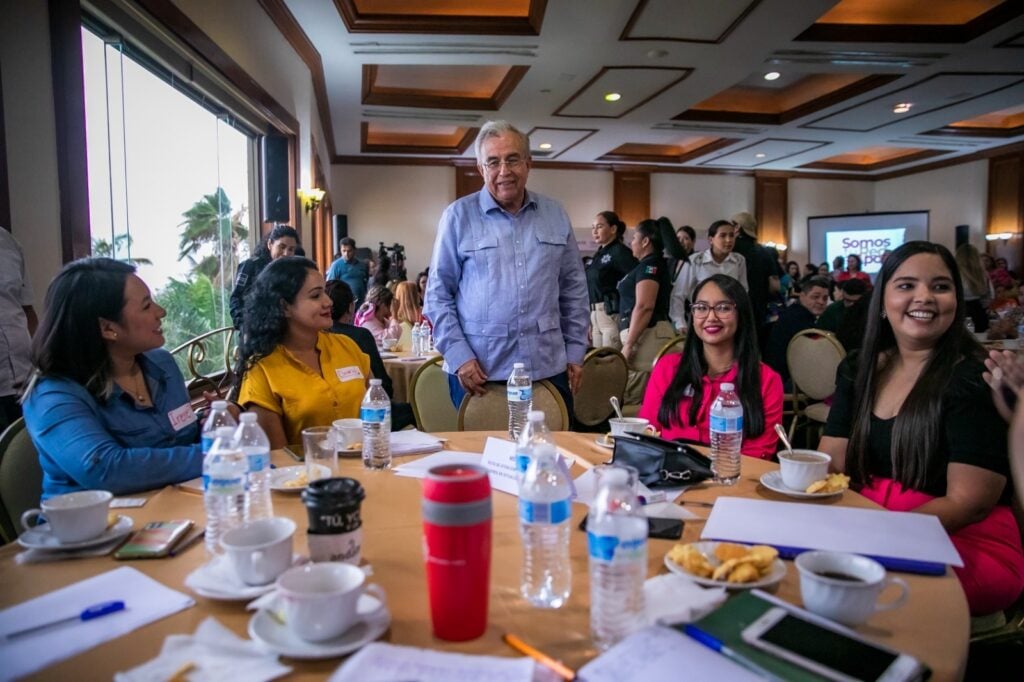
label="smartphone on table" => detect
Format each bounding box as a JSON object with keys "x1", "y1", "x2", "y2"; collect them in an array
[
  {"x1": 741, "y1": 606, "x2": 928, "y2": 682},
  {"x1": 114, "y1": 520, "x2": 194, "y2": 560},
  {"x1": 577, "y1": 514, "x2": 684, "y2": 540}
]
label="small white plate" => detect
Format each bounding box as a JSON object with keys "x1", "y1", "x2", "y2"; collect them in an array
[
  {"x1": 663, "y1": 541, "x2": 786, "y2": 590},
  {"x1": 398, "y1": 356, "x2": 427, "y2": 363},
  {"x1": 17, "y1": 514, "x2": 134, "y2": 550},
  {"x1": 759, "y1": 470, "x2": 844, "y2": 499},
  {"x1": 593, "y1": 436, "x2": 614, "y2": 450},
  {"x1": 378, "y1": 352, "x2": 397, "y2": 359},
  {"x1": 270, "y1": 465, "x2": 330, "y2": 493},
  {"x1": 185, "y1": 554, "x2": 305, "y2": 601},
  {"x1": 248, "y1": 593, "x2": 390, "y2": 659}
]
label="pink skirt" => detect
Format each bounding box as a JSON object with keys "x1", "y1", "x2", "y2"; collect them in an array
[{"x1": 861, "y1": 478, "x2": 1024, "y2": 616}]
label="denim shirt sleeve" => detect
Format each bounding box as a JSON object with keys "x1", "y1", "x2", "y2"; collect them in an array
[
  {"x1": 424, "y1": 202, "x2": 476, "y2": 372},
  {"x1": 24, "y1": 374, "x2": 204, "y2": 498},
  {"x1": 557, "y1": 217, "x2": 589, "y2": 365}
]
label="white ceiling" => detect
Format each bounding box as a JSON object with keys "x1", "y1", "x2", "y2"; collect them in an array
[{"x1": 282, "y1": 0, "x2": 1024, "y2": 176}]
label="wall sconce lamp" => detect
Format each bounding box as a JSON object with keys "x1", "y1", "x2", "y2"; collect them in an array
[
  {"x1": 985, "y1": 232, "x2": 1016, "y2": 241},
  {"x1": 297, "y1": 187, "x2": 325, "y2": 213},
  {"x1": 764, "y1": 241, "x2": 787, "y2": 251}
]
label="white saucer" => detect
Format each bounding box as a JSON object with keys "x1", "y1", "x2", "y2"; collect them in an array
[
  {"x1": 248, "y1": 594, "x2": 390, "y2": 659},
  {"x1": 759, "y1": 470, "x2": 844, "y2": 499},
  {"x1": 270, "y1": 464, "x2": 330, "y2": 493},
  {"x1": 663, "y1": 541, "x2": 787, "y2": 590},
  {"x1": 594, "y1": 436, "x2": 614, "y2": 450},
  {"x1": 398, "y1": 356, "x2": 427, "y2": 363},
  {"x1": 185, "y1": 554, "x2": 302, "y2": 601},
  {"x1": 378, "y1": 352, "x2": 397, "y2": 359},
  {"x1": 17, "y1": 514, "x2": 134, "y2": 550}
]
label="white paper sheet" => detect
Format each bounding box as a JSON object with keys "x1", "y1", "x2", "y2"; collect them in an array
[
  {"x1": 389, "y1": 429, "x2": 444, "y2": 456},
  {"x1": 330, "y1": 642, "x2": 534, "y2": 682},
  {"x1": 391, "y1": 450, "x2": 484, "y2": 479},
  {"x1": 701, "y1": 497, "x2": 963, "y2": 566},
  {"x1": 0, "y1": 566, "x2": 195, "y2": 681},
  {"x1": 577, "y1": 626, "x2": 760, "y2": 681}
]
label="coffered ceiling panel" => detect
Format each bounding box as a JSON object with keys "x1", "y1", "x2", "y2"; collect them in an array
[
  {"x1": 930, "y1": 104, "x2": 1024, "y2": 138},
  {"x1": 335, "y1": 0, "x2": 546, "y2": 34},
  {"x1": 361, "y1": 121, "x2": 477, "y2": 154},
  {"x1": 619, "y1": 0, "x2": 763, "y2": 44},
  {"x1": 803, "y1": 73, "x2": 1024, "y2": 132},
  {"x1": 525, "y1": 127, "x2": 598, "y2": 159},
  {"x1": 598, "y1": 138, "x2": 738, "y2": 164},
  {"x1": 701, "y1": 139, "x2": 830, "y2": 168},
  {"x1": 800, "y1": 145, "x2": 950, "y2": 172},
  {"x1": 553, "y1": 67, "x2": 691, "y2": 119},
  {"x1": 797, "y1": 0, "x2": 1022, "y2": 42},
  {"x1": 362, "y1": 64, "x2": 528, "y2": 110}
]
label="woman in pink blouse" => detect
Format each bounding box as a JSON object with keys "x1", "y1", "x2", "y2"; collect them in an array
[
  {"x1": 354, "y1": 285, "x2": 402, "y2": 344},
  {"x1": 639, "y1": 274, "x2": 783, "y2": 459}
]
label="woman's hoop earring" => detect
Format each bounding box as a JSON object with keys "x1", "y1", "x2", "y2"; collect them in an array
[{"x1": 880, "y1": 311, "x2": 887, "y2": 319}]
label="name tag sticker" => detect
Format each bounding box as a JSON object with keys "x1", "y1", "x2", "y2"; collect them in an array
[
  {"x1": 336, "y1": 366, "x2": 364, "y2": 382},
  {"x1": 168, "y1": 403, "x2": 198, "y2": 431}
]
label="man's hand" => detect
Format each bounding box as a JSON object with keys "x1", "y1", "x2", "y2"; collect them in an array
[
  {"x1": 621, "y1": 341, "x2": 637, "y2": 362},
  {"x1": 457, "y1": 358, "x2": 488, "y2": 397},
  {"x1": 567, "y1": 363, "x2": 583, "y2": 394},
  {"x1": 984, "y1": 349, "x2": 1024, "y2": 422}
]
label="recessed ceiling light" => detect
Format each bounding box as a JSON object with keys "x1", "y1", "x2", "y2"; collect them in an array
[
  {"x1": 755, "y1": 153, "x2": 767, "y2": 158},
  {"x1": 539, "y1": 143, "x2": 552, "y2": 150},
  {"x1": 893, "y1": 102, "x2": 913, "y2": 114},
  {"x1": 604, "y1": 92, "x2": 622, "y2": 102},
  {"x1": 764, "y1": 71, "x2": 781, "y2": 81}
]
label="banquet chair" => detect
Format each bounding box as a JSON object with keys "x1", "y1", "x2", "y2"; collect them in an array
[
  {"x1": 170, "y1": 325, "x2": 238, "y2": 403},
  {"x1": 409, "y1": 356, "x2": 458, "y2": 432},
  {"x1": 573, "y1": 347, "x2": 628, "y2": 428},
  {"x1": 0, "y1": 418, "x2": 43, "y2": 543},
  {"x1": 458, "y1": 380, "x2": 569, "y2": 431},
  {"x1": 652, "y1": 333, "x2": 686, "y2": 367},
  {"x1": 786, "y1": 329, "x2": 846, "y2": 441}
]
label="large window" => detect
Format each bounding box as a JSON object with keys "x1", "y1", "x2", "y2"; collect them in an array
[{"x1": 81, "y1": 22, "x2": 256, "y2": 370}]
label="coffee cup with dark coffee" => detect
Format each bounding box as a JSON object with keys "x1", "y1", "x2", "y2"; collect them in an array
[{"x1": 796, "y1": 550, "x2": 909, "y2": 626}]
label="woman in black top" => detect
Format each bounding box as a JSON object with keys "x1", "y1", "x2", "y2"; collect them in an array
[
  {"x1": 820, "y1": 241, "x2": 1024, "y2": 616},
  {"x1": 586, "y1": 211, "x2": 637, "y2": 349},
  {"x1": 229, "y1": 225, "x2": 299, "y2": 329},
  {"x1": 617, "y1": 219, "x2": 678, "y2": 402}
]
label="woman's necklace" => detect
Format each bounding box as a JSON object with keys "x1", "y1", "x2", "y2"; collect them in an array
[{"x1": 128, "y1": 363, "x2": 149, "y2": 404}]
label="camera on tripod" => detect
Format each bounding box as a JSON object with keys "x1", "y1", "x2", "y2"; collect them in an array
[{"x1": 377, "y1": 242, "x2": 407, "y2": 281}]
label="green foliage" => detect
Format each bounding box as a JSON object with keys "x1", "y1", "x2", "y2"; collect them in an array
[
  {"x1": 158, "y1": 273, "x2": 229, "y2": 378},
  {"x1": 177, "y1": 187, "x2": 249, "y2": 287},
  {"x1": 91, "y1": 233, "x2": 153, "y2": 266}
]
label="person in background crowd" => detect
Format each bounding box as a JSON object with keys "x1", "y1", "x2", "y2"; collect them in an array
[
  {"x1": 669, "y1": 225, "x2": 697, "y2": 331},
  {"x1": 229, "y1": 224, "x2": 299, "y2": 330},
  {"x1": 836, "y1": 253, "x2": 872, "y2": 285},
  {"x1": 618, "y1": 219, "x2": 676, "y2": 391},
  {"x1": 658, "y1": 216, "x2": 688, "y2": 280},
  {"x1": 731, "y1": 211, "x2": 781, "y2": 347},
  {"x1": 675, "y1": 225, "x2": 696, "y2": 260},
  {"x1": 781, "y1": 261, "x2": 801, "y2": 300},
  {"x1": 640, "y1": 274, "x2": 782, "y2": 459},
  {"x1": 764, "y1": 275, "x2": 831, "y2": 386},
  {"x1": 983, "y1": 349, "x2": 1024, "y2": 503},
  {"x1": 355, "y1": 285, "x2": 402, "y2": 345},
  {"x1": 675, "y1": 219, "x2": 748, "y2": 307},
  {"x1": 237, "y1": 257, "x2": 369, "y2": 449},
  {"x1": 818, "y1": 279, "x2": 868, "y2": 334},
  {"x1": 424, "y1": 120, "x2": 589, "y2": 414},
  {"x1": 326, "y1": 237, "x2": 370, "y2": 307},
  {"x1": 804, "y1": 263, "x2": 818, "y2": 278},
  {"x1": 586, "y1": 210, "x2": 636, "y2": 349},
  {"x1": 830, "y1": 255, "x2": 845, "y2": 281},
  {"x1": 818, "y1": 262, "x2": 831, "y2": 277},
  {"x1": 325, "y1": 279, "x2": 415, "y2": 430},
  {"x1": 996, "y1": 257, "x2": 1018, "y2": 281},
  {"x1": 23, "y1": 259, "x2": 204, "y2": 497},
  {"x1": 0, "y1": 228, "x2": 37, "y2": 432},
  {"x1": 392, "y1": 281, "x2": 423, "y2": 350},
  {"x1": 956, "y1": 243, "x2": 993, "y2": 333},
  {"x1": 417, "y1": 269, "x2": 429, "y2": 306},
  {"x1": 819, "y1": 241, "x2": 1024, "y2": 616},
  {"x1": 372, "y1": 253, "x2": 392, "y2": 290}
]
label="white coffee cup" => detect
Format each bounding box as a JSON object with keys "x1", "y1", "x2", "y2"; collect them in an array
[
  {"x1": 276, "y1": 562, "x2": 386, "y2": 641},
  {"x1": 796, "y1": 550, "x2": 909, "y2": 626},
  {"x1": 333, "y1": 418, "x2": 363, "y2": 451},
  {"x1": 221, "y1": 517, "x2": 296, "y2": 586},
  {"x1": 21, "y1": 490, "x2": 113, "y2": 543},
  {"x1": 778, "y1": 449, "x2": 831, "y2": 491},
  {"x1": 609, "y1": 417, "x2": 657, "y2": 437}
]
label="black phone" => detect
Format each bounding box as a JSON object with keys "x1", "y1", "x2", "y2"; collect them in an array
[{"x1": 578, "y1": 514, "x2": 684, "y2": 540}]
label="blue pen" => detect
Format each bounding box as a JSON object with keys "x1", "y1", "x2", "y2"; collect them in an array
[
  {"x1": 4, "y1": 600, "x2": 126, "y2": 640},
  {"x1": 683, "y1": 624, "x2": 782, "y2": 681}
]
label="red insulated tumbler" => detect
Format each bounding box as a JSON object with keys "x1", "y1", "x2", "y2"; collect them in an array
[{"x1": 421, "y1": 464, "x2": 492, "y2": 641}]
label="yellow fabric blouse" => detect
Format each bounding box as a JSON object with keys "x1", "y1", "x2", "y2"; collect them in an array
[{"x1": 239, "y1": 332, "x2": 370, "y2": 445}]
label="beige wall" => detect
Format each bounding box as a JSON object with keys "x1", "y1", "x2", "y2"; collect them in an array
[
  {"x1": 652, "y1": 173, "x2": 755, "y2": 249},
  {"x1": 788, "y1": 178, "x2": 874, "y2": 267}
]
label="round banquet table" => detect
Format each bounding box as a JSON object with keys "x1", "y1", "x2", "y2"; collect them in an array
[
  {"x1": 0, "y1": 432, "x2": 969, "y2": 680},
  {"x1": 380, "y1": 350, "x2": 438, "y2": 402}
]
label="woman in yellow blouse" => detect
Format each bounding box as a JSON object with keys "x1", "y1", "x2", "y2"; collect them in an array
[{"x1": 236, "y1": 257, "x2": 370, "y2": 448}]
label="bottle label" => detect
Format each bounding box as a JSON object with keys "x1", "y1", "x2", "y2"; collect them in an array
[
  {"x1": 361, "y1": 407, "x2": 388, "y2": 423},
  {"x1": 587, "y1": 532, "x2": 646, "y2": 562},
  {"x1": 201, "y1": 435, "x2": 215, "y2": 454},
  {"x1": 516, "y1": 452, "x2": 530, "y2": 475},
  {"x1": 519, "y1": 499, "x2": 570, "y2": 524},
  {"x1": 710, "y1": 414, "x2": 743, "y2": 433},
  {"x1": 507, "y1": 386, "x2": 532, "y2": 402},
  {"x1": 208, "y1": 476, "x2": 245, "y2": 495},
  {"x1": 247, "y1": 453, "x2": 269, "y2": 473}
]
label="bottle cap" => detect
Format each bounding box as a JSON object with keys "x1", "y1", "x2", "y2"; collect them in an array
[
  {"x1": 720, "y1": 382, "x2": 735, "y2": 391},
  {"x1": 370, "y1": 378, "x2": 382, "y2": 386},
  {"x1": 239, "y1": 413, "x2": 257, "y2": 423},
  {"x1": 212, "y1": 400, "x2": 228, "y2": 409},
  {"x1": 216, "y1": 426, "x2": 235, "y2": 438},
  {"x1": 513, "y1": 362, "x2": 525, "y2": 369}
]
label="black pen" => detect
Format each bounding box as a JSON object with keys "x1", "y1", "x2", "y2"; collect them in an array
[{"x1": 169, "y1": 528, "x2": 205, "y2": 557}]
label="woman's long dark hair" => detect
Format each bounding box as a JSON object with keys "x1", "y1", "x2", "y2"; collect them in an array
[
  {"x1": 846, "y1": 241, "x2": 983, "y2": 490},
  {"x1": 236, "y1": 257, "x2": 318, "y2": 384},
  {"x1": 657, "y1": 274, "x2": 766, "y2": 437},
  {"x1": 30, "y1": 258, "x2": 135, "y2": 399},
  {"x1": 252, "y1": 225, "x2": 299, "y2": 260},
  {"x1": 598, "y1": 210, "x2": 627, "y2": 241},
  {"x1": 634, "y1": 219, "x2": 663, "y2": 253},
  {"x1": 657, "y1": 216, "x2": 687, "y2": 262}
]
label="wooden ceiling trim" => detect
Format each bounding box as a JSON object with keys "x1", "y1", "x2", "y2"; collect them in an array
[
  {"x1": 873, "y1": 140, "x2": 1024, "y2": 180},
  {"x1": 800, "y1": 149, "x2": 950, "y2": 172},
  {"x1": 553, "y1": 66, "x2": 692, "y2": 119},
  {"x1": 334, "y1": 0, "x2": 546, "y2": 35},
  {"x1": 598, "y1": 138, "x2": 739, "y2": 164},
  {"x1": 619, "y1": 0, "x2": 765, "y2": 45},
  {"x1": 796, "y1": 1, "x2": 1024, "y2": 43},
  {"x1": 524, "y1": 127, "x2": 600, "y2": 160},
  {"x1": 362, "y1": 65, "x2": 528, "y2": 110},
  {"x1": 700, "y1": 138, "x2": 832, "y2": 167},
  {"x1": 923, "y1": 124, "x2": 1024, "y2": 139},
  {"x1": 360, "y1": 122, "x2": 479, "y2": 154}
]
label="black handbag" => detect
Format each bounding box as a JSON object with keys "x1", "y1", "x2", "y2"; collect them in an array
[{"x1": 610, "y1": 432, "x2": 713, "y2": 488}]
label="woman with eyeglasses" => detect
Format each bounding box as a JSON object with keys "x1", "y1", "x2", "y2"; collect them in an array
[
  {"x1": 639, "y1": 274, "x2": 783, "y2": 459},
  {"x1": 586, "y1": 210, "x2": 637, "y2": 349}
]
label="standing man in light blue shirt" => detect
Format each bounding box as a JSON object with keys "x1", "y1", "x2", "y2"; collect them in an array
[
  {"x1": 326, "y1": 237, "x2": 370, "y2": 307},
  {"x1": 424, "y1": 120, "x2": 589, "y2": 413}
]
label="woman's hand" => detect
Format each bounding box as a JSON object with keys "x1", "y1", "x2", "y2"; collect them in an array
[
  {"x1": 201, "y1": 390, "x2": 242, "y2": 420},
  {"x1": 983, "y1": 349, "x2": 1024, "y2": 422},
  {"x1": 622, "y1": 341, "x2": 636, "y2": 362}
]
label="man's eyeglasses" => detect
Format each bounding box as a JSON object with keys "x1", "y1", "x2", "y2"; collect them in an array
[
  {"x1": 482, "y1": 157, "x2": 525, "y2": 172},
  {"x1": 691, "y1": 302, "x2": 737, "y2": 318}
]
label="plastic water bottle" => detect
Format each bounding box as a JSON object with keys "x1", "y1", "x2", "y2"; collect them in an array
[
  {"x1": 234, "y1": 413, "x2": 273, "y2": 521},
  {"x1": 516, "y1": 411, "x2": 553, "y2": 483},
  {"x1": 519, "y1": 441, "x2": 572, "y2": 608},
  {"x1": 201, "y1": 400, "x2": 237, "y2": 454},
  {"x1": 709, "y1": 382, "x2": 744, "y2": 486},
  {"x1": 411, "y1": 322, "x2": 423, "y2": 356},
  {"x1": 507, "y1": 363, "x2": 532, "y2": 440},
  {"x1": 361, "y1": 379, "x2": 392, "y2": 470},
  {"x1": 588, "y1": 465, "x2": 647, "y2": 650},
  {"x1": 203, "y1": 426, "x2": 248, "y2": 555}
]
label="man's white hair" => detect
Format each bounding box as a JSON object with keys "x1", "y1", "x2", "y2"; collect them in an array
[{"x1": 474, "y1": 120, "x2": 531, "y2": 165}]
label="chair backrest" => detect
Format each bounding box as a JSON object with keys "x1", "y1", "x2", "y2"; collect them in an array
[
  {"x1": 653, "y1": 333, "x2": 686, "y2": 366},
  {"x1": 170, "y1": 326, "x2": 238, "y2": 401},
  {"x1": 409, "y1": 356, "x2": 458, "y2": 432},
  {"x1": 0, "y1": 418, "x2": 43, "y2": 543},
  {"x1": 574, "y1": 348, "x2": 628, "y2": 426},
  {"x1": 458, "y1": 380, "x2": 569, "y2": 431},
  {"x1": 787, "y1": 329, "x2": 846, "y2": 402}
]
